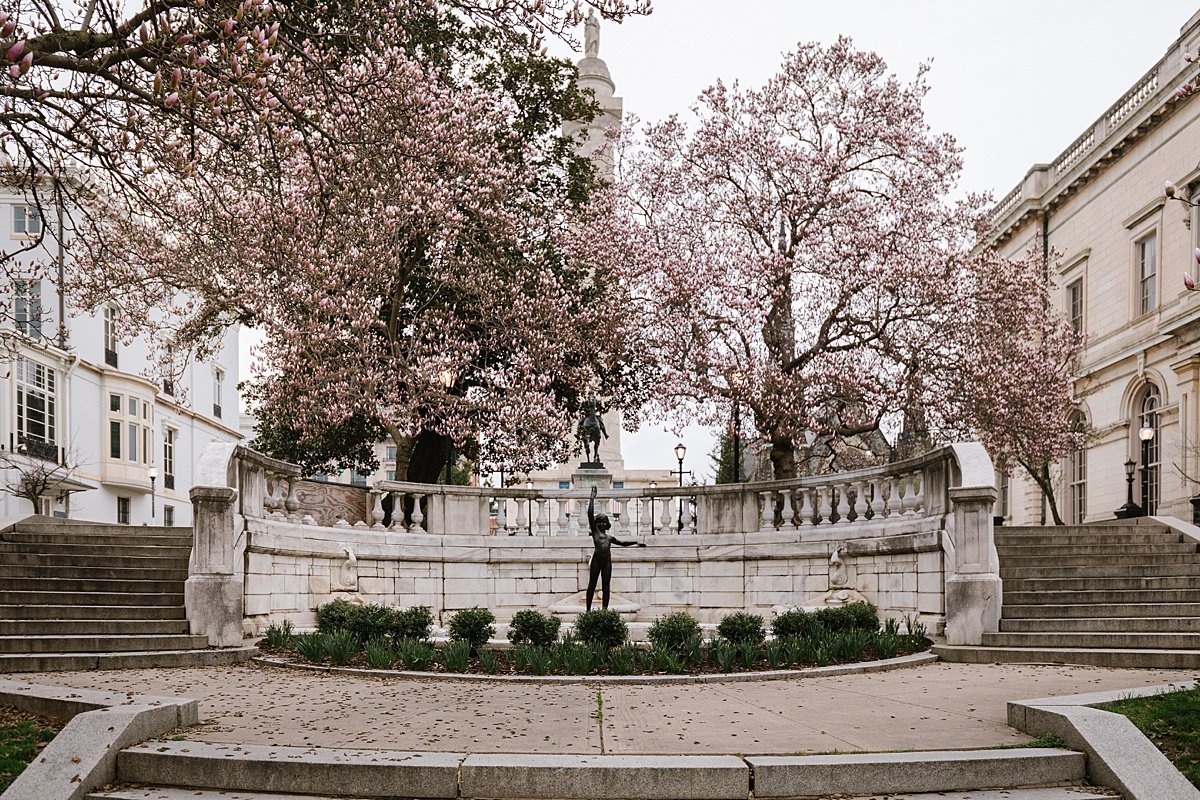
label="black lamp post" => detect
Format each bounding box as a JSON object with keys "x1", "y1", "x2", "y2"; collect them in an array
[
  {"x1": 730, "y1": 371, "x2": 743, "y2": 483},
  {"x1": 439, "y1": 369, "x2": 455, "y2": 485},
  {"x1": 1114, "y1": 458, "x2": 1142, "y2": 519},
  {"x1": 670, "y1": 442, "x2": 693, "y2": 529},
  {"x1": 648, "y1": 480, "x2": 656, "y2": 535},
  {"x1": 148, "y1": 466, "x2": 158, "y2": 521},
  {"x1": 1139, "y1": 424, "x2": 1156, "y2": 516}
]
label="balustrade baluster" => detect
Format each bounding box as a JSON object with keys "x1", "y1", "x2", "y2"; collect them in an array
[
  {"x1": 284, "y1": 480, "x2": 300, "y2": 522},
  {"x1": 535, "y1": 498, "x2": 549, "y2": 536},
  {"x1": 389, "y1": 490, "x2": 405, "y2": 531},
  {"x1": 370, "y1": 492, "x2": 386, "y2": 530},
  {"x1": 680, "y1": 498, "x2": 693, "y2": 535},
  {"x1": 556, "y1": 499, "x2": 569, "y2": 536},
  {"x1": 817, "y1": 485, "x2": 833, "y2": 525},
  {"x1": 911, "y1": 473, "x2": 926, "y2": 515},
  {"x1": 409, "y1": 493, "x2": 426, "y2": 534},
  {"x1": 640, "y1": 497, "x2": 654, "y2": 536},
  {"x1": 780, "y1": 490, "x2": 796, "y2": 530},
  {"x1": 616, "y1": 499, "x2": 631, "y2": 537},
  {"x1": 515, "y1": 498, "x2": 529, "y2": 536},
  {"x1": 853, "y1": 481, "x2": 868, "y2": 522},
  {"x1": 496, "y1": 498, "x2": 508, "y2": 536},
  {"x1": 901, "y1": 475, "x2": 915, "y2": 515},
  {"x1": 569, "y1": 500, "x2": 583, "y2": 535},
  {"x1": 889, "y1": 477, "x2": 902, "y2": 517},
  {"x1": 798, "y1": 487, "x2": 814, "y2": 526},
  {"x1": 870, "y1": 479, "x2": 886, "y2": 519},
  {"x1": 660, "y1": 497, "x2": 673, "y2": 535},
  {"x1": 836, "y1": 484, "x2": 851, "y2": 524},
  {"x1": 759, "y1": 491, "x2": 775, "y2": 532}
]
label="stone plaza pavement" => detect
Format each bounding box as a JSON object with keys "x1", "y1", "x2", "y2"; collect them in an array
[{"x1": 14, "y1": 661, "x2": 1195, "y2": 755}]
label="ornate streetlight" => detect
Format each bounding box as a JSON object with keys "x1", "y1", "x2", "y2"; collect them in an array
[
  {"x1": 439, "y1": 369, "x2": 455, "y2": 485},
  {"x1": 670, "y1": 443, "x2": 692, "y2": 529},
  {"x1": 148, "y1": 466, "x2": 158, "y2": 520},
  {"x1": 648, "y1": 480, "x2": 656, "y2": 535},
  {"x1": 1139, "y1": 425, "x2": 1156, "y2": 516}
]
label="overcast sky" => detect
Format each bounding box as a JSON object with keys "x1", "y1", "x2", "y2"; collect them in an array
[{"x1": 240, "y1": 1, "x2": 1200, "y2": 480}]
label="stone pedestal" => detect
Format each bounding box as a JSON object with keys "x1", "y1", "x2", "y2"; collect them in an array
[
  {"x1": 185, "y1": 573, "x2": 245, "y2": 647},
  {"x1": 572, "y1": 466, "x2": 612, "y2": 489},
  {"x1": 187, "y1": 484, "x2": 244, "y2": 646},
  {"x1": 944, "y1": 574, "x2": 1002, "y2": 645}
]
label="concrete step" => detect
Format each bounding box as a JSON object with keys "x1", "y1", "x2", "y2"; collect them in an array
[
  {"x1": 0, "y1": 551, "x2": 188, "y2": 568},
  {"x1": 0, "y1": 541, "x2": 191, "y2": 557},
  {"x1": 0, "y1": 619, "x2": 189, "y2": 636},
  {"x1": 1003, "y1": 524, "x2": 1151, "y2": 535},
  {"x1": 983, "y1": 630, "x2": 1200, "y2": 650},
  {"x1": 0, "y1": 590, "x2": 183, "y2": 606},
  {"x1": 0, "y1": 604, "x2": 185, "y2": 620},
  {"x1": 1004, "y1": 588, "x2": 1200, "y2": 605},
  {"x1": 86, "y1": 788, "x2": 1120, "y2": 800},
  {"x1": 3, "y1": 531, "x2": 193, "y2": 547},
  {"x1": 1001, "y1": 616, "x2": 1200, "y2": 633},
  {"x1": 996, "y1": 543, "x2": 1199, "y2": 556},
  {"x1": 995, "y1": 531, "x2": 1182, "y2": 545},
  {"x1": 1004, "y1": 575, "x2": 1200, "y2": 591},
  {"x1": 1002, "y1": 563, "x2": 1200, "y2": 579},
  {"x1": 0, "y1": 563, "x2": 189, "y2": 580},
  {"x1": 0, "y1": 644, "x2": 257, "y2": 673},
  {"x1": 933, "y1": 643, "x2": 1200, "y2": 669},
  {"x1": 0, "y1": 633, "x2": 209, "y2": 654},
  {"x1": 12, "y1": 521, "x2": 191, "y2": 537},
  {"x1": 1000, "y1": 553, "x2": 1196, "y2": 566},
  {"x1": 0, "y1": 576, "x2": 182, "y2": 593},
  {"x1": 1002, "y1": 602, "x2": 1200, "y2": 619}
]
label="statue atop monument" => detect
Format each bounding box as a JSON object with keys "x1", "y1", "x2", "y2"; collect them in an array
[
  {"x1": 578, "y1": 394, "x2": 608, "y2": 467},
  {"x1": 584, "y1": 8, "x2": 600, "y2": 57}
]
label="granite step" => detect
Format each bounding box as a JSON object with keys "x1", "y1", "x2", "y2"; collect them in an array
[
  {"x1": 0, "y1": 644, "x2": 257, "y2": 673},
  {"x1": 1002, "y1": 524, "x2": 1149, "y2": 535},
  {"x1": 982, "y1": 630, "x2": 1200, "y2": 650},
  {"x1": 999, "y1": 553, "x2": 1196, "y2": 567},
  {"x1": 0, "y1": 618, "x2": 189, "y2": 636},
  {"x1": 1001, "y1": 563, "x2": 1200, "y2": 579},
  {"x1": 995, "y1": 532, "x2": 1182, "y2": 545},
  {"x1": 0, "y1": 541, "x2": 191, "y2": 557},
  {"x1": 995, "y1": 543, "x2": 1199, "y2": 556},
  {"x1": 1004, "y1": 588, "x2": 1200, "y2": 605},
  {"x1": 0, "y1": 633, "x2": 208, "y2": 654},
  {"x1": 1003, "y1": 575, "x2": 1200, "y2": 591},
  {"x1": 13, "y1": 521, "x2": 190, "y2": 537},
  {"x1": 1001, "y1": 616, "x2": 1200, "y2": 633},
  {"x1": 0, "y1": 603, "x2": 186, "y2": 620},
  {"x1": 86, "y1": 788, "x2": 1120, "y2": 800},
  {"x1": 0, "y1": 590, "x2": 183, "y2": 606},
  {"x1": 932, "y1": 643, "x2": 1200, "y2": 669},
  {"x1": 0, "y1": 576, "x2": 183, "y2": 593},
  {"x1": 0, "y1": 551, "x2": 188, "y2": 568},
  {"x1": 0, "y1": 563, "x2": 189, "y2": 580},
  {"x1": 1002, "y1": 602, "x2": 1200, "y2": 618},
  {"x1": 2, "y1": 531, "x2": 193, "y2": 547}
]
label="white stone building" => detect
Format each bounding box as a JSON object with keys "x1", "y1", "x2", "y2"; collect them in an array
[
  {"x1": 986, "y1": 9, "x2": 1200, "y2": 524},
  {"x1": 0, "y1": 186, "x2": 241, "y2": 526}
]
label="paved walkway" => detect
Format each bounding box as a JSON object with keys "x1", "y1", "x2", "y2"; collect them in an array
[{"x1": 15, "y1": 661, "x2": 1193, "y2": 755}]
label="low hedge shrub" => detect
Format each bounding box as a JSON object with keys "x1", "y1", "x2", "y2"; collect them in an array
[
  {"x1": 716, "y1": 611, "x2": 765, "y2": 645},
  {"x1": 508, "y1": 609, "x2": 562, "y2": 647},
  {"x1": 448, "y1": 607, "x2": 496, "y2": 652},
  {"x1": 573, "y1": 609, "x2": 627, "y2": 649},
  {"x1": 647, "y1": 611, "x2": 701, "y2": 653}
]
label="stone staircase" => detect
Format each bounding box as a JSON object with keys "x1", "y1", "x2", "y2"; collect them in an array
[
  {"x1": 935, "y1": 520, "x2": 1200, "y2": 668},
  {"x1": 0, "y1": 518, "x2": 255, "y2": 672}
]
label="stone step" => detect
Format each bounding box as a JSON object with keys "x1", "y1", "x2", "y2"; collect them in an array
[
  {"x1": 1005, "y1": 588, "x2": 1200, "y2": 605},
  {"x1": 0, "y1": 618, "x2": 189, "y2": 636},
  {"x1": 932, "y1": 643, "x2": 1200, "y2": 669},
  {"x1": 3, "y1": 531, "x2": 193, "y2": 547},
  {"x1": 85, "y1": 788, "x2": 1121, "y2": 800},
  {"x1": 995, "y1": 531, "x2": 1182, "y2": 545},
  {"x1": 0, "y1": 590, "x2": 183, "y2": 606},
  {"x1": 1000, "y1": 553, "x2": 1195, "y2": 566},
  {"x1": 996, "y1": 543, "x2": 1198, "y2": 556},
  {"x1": 1003, "y1": 524, "x2": 1152, "y2": 535},
  {"x1": 983, "y1": 630, "x2": 1200, "y2": 650},
  {"x1": 0, "y1": 541, "x2": 191, "y2": 557},
  {"x1": 1001, "y1": 616, "x2": 1200, "y2": 633},
  {"x1": 1004, "y1": 575, "x2": 1200, "y2": 592},
  {"x1": 1002, "y1": 602, "x2": 1200, "y2": 619},
  {"x1": 13, "y1": 521, "x2": 191, "y2": 536},
  {"x1": 0, "y1": 603, "x2": 185, "y2": 620},
  {"x1": 1001, "y1": 563, "x2": 1200, "y2": 579},
  {"x1": 0, "y1": 563, "x2": 189, "y2": 580},
  {"x1": 0, "y1": 576, "x2": 182, "y2": 593},
  {"x1": 0, "y1": 551, "x2": 188, "y2": 569},
  {"x1": 0, "y1": 633, "x2": 210, "y2": 654},
  {"x1": 0, "y1": 644, "x2": 257, "y2": 673}
]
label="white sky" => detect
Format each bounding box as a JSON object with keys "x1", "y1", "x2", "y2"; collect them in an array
[{"x1": 240, "y1": 1, "x2": 1200, "y2": 481}]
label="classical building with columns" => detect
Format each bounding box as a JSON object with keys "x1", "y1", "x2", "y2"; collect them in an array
[{"x1": 986, "y1": 9, "x2": 1200, "y2": 524}]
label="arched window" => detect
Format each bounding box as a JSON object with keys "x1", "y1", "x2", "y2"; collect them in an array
[
  {"x1": 1136, "y1": 384, "x2": 1161, "y2": 515},
  {"x1": 1067, "y1": 411, "x2": 1087, "y2": 525}
]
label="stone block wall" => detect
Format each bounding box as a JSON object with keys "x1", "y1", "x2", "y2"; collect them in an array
[{"x1": 242, "y1": 517, "x2": 946, "y2": 635}]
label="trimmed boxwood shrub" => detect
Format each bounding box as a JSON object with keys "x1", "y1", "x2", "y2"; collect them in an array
[
  {"x1": 315, "y1": 598, "x2": 357, "y2": 634},
  {"x1": 771, "y1": 602, "x2": 880, "y2": 640},
  {"x1": 507, "y1": 609, "x2": 562, "y2": 647},
  {"x1": 448, "y1": 607, "x2": 496, "y2": 652},
  {"x1": 771, "y1": 609, "x2": 820, "y2": 640},
  {"x1": 315, "y1": 600, "x2": 434, "y2": 643},
  {"x1": 717, "y1": 611, "x2": 765, "y2": 645},
  {"x1": 647, "y1": 611, "x2": 701, "y2": 653},
  {"x1": 573, "y1": 609, "x2": 627, "y2": 649},
  {"x1": 393, "y1": 605, "x2": 434, "y2": 641}
]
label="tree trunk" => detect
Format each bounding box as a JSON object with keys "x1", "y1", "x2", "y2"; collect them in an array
[
  {"x1": 769, "y1": 435, "x2": 797, "y2": 480},
  {"x1": 1021, "y1": 460, "x2": 1065, "y2": 526},
  {"x1": 406, "y1": 429, "x2": 452, "y2": 484}
]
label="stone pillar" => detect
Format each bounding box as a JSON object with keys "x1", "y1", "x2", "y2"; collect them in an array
[
  {"x1": 944, "y1": 485, "x2": 1001, "y2": 646},
  {"x1": 185, "y1": 485, "x2": 244, "y2": 647}
]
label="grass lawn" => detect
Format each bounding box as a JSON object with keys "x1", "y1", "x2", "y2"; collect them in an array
[
  {"x1": 0, "y1": 705, "x2": 63, "y2": 792},
  {"x1": 1105, "y1": 686, "x2": 1200, "y2": 788}
]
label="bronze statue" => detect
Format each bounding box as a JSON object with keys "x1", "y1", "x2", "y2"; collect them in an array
[
  {"x1": 578, "y1": 395, "x2": 608, "y2": 465},
  {"x1": 585, "y1": 486, "x2": 644, "y2": 611}
]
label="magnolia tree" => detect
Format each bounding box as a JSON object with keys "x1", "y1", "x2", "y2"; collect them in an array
[
  {"x1": 620, "y1": 38, "x2": 1084, "y2": 485},
  {"x1": 71, "y1": 8, "x2": 657, "y2": 478}
]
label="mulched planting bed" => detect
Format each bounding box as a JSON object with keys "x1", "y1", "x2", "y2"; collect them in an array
[
  {"x1": 1105, "y1": 685, "x2": 1200, "y2": 788},
  {"x1": 0, "y1": 704, "x2": 65, "y2": 792}
]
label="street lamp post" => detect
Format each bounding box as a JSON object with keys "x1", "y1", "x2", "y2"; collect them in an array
[
  {"x1": 730, "y1": 371, "x2": 743, "y2": 483},
  {"x1": 148, "y1": 466, "x2": 158, "y2": 521},
  {"x1": 1139, "y1": 425, "x2": 1156, "y2": 516},
  {"x1": 670, "y1": 443, "x2": 692, "y2": 529},
  {"x1": 439, "y1": 369, "x2": 455, "y2": 485},
  {"x1": 1114, "y1": 459, "x2": 1142, "y2": 519},
  {"x1": 648, "y1": 480, "x2": 656, "y2": 535}
]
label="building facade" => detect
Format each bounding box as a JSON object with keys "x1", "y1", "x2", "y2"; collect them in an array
[
  {"x1": 0, "y1": 187, "x2": 241, "y2": 526},
  {"x1": 987, "y1": 9, "x2": 1200, "y2": 524}
]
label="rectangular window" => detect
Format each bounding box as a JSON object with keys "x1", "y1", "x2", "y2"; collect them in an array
[
  {"x1": 127, "y1": 423, "x2": 137, "y2": 462},
  {"x1": 163, "y1": 505, "x2": 175, "y2": 527},
  {"x1": 12, "y1": 205, "x2": 41, "y2": 236},
  {"x1": 212, "y1": 367, "x2": 224, "y2": 418},
  {"x1": 117, "y1": 496, "x2": 130, "y2": 525},
  {"x1": 350, "y1": 472, "x2": 367, "y2": 488},
  {"x1": 1138, "y1": 235, "x2": 1157, "y2": 315},
  {"x1": 14, "y1": 279, "x2": 42, "y2": 339},
  {"x1": 16, "y1": 358, "x2": 56, "y2": 449},
  {"x1": 103, "y1": 305, "x2": 119, "y2": 367},
  {"x1": 1068, "y1": 279, "x2": 1084, "y2": 334},
  {"x1": 386, "y1": 469, "x2": 396, "y2": 481},
  {"x1": 163, "y1": 428, "x2": 176, "y2": 478},
  {"x1": 127, "y1": 396, "x2": 138, "y2": 416},
  {"x1": 385, "y1": 445, "x2": 397, "y2": 462},
  {"x1": 110, "y1": 420, "x2": 121, "y2": 459},
  {"x1": 109, "y1": 393, "x2": 121, "y2": 413}
]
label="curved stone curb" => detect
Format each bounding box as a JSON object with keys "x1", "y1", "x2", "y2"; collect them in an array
[
  {"x1": 0, "y1": 679, "x2": 199, "y2": 800},
  {"x1": 1007, "y1": 679, "x2": 1200, "y2": 800},
  {"x1": 250, "y1": 650, "x2": 937, "y2": 684}
]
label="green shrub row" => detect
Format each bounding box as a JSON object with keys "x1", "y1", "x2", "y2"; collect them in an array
[{"x1": 315, "y1": 599, "x2": 433, "y2": 642}]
